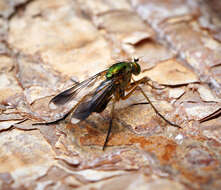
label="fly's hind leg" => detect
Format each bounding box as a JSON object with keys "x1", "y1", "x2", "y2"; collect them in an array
[
  {"x1": 32, "y1": 111, "x2": 72, "y2": 126},
  {"x1": 103, "y1": 98, "x2": 116, "y2": 150}
]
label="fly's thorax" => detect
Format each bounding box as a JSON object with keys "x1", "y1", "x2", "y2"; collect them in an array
[
  {"x1": 106, "y1": 62, "x2": 133, "y2": 79},
  {"x1": 105, "y1": 60, "x2": 141, "y2": 93},
  {"x1": 106, "y1": 60, "x2": 141, "y2": 79}
]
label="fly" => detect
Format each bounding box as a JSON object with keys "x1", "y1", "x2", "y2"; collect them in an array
[{"x1": 34, "y1": 58, "x2": 181, "y2": 150}]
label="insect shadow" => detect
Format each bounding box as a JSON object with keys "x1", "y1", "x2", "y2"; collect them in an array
[{"x1": 33, "y1": 58, "x2": 181, "y2": 150}]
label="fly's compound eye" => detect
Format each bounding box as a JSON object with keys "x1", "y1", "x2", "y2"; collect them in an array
[
  {"x1": 133, "y1": 58, "x2": 139, "y2": 62},
  {"x1": 132, "y1": 61, "x2": 141, "y2": 75}
]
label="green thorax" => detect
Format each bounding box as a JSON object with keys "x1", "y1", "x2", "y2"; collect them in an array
[{"x1": 106, "y1": 62, "x2": 132, "y2": 79}]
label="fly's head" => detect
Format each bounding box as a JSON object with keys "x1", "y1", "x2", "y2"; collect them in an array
[{"x1": 131, "y1": 58, "x2": 141, "y2": 75}]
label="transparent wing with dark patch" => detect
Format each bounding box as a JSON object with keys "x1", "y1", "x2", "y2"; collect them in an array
[
  {"x1": 72, "y1": 79, "x2": 114, "y2": 121},
  {"x1": 49, "y1": 70, "x2": 107, "y2": 108}
]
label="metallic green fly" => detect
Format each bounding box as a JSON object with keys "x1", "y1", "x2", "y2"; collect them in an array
[{"x1": 35, "y1": 58, "x2": 181, "y2": 150}]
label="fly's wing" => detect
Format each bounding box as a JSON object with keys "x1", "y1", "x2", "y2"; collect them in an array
[
  {"x1": 71, "y1": 79, "x2": 114, "y2": 121},
  {"x1": 49, "y1": 70, "x2": 107, "y2": 109}
]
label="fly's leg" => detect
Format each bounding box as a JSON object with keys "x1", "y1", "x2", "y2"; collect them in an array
[
  {"x1": 102, "y1": 79, "x2": 146, "y2": 150},
  {"x1": 129, "y1": 102, "x2": 149, "y2": 107},
  {"x1": 32, "y1": 111, "x2": 71, "y2": 125},
  {"x1": 125, "y1": 77, "x2": 163, "y2": 107},
  {"x1": 129, "y1": 76, "x2": 165, "y2": 90},
  {"x1": 139, "y1": 86, "x2": 181, "y2": 128},
  {"x1": 122, "y1": 77, "x2": 181, "y2": 128},
  {"x1": 121, "y1": 78, "x2": 149, "y2": 100},
  {"x1": 103, "y1": 98, "x2": 116, "y2": 150},
  {"x1": 132, "y1": 77, "x2": 181, "y2": 128}
]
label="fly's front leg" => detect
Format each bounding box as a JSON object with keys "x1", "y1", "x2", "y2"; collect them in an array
[
  {"x1": 136, "y1": 76, "x2": 165, "y2": 90},
  {"x1": 124, "y1": 77, "x2": 163, "y2": 106},
  {"x1": 131, "y1": 77, "x2": 181, "y2": 128},
  {"x1": 122, "y1": 77, "x2": 149, "y2": 100}
]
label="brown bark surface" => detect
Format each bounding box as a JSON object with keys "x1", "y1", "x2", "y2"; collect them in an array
[{"x1": 0, "y1": 0, "x2": 221, "y2": 189}]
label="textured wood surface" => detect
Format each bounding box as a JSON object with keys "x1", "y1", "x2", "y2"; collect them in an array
[{"x1": 0, "y1": 0, "x2": 221, "y2": 189}]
